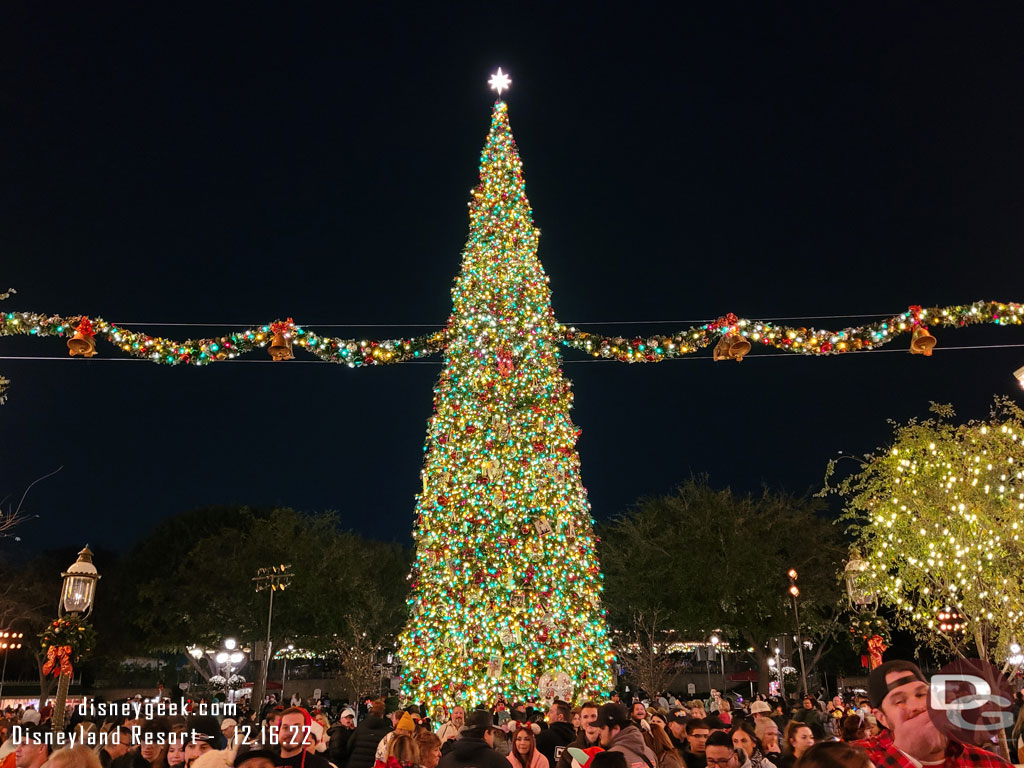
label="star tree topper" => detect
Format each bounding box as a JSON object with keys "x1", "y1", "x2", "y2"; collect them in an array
[{"x1": 488, "y1": 67, "x2": 511, "y2": 96}]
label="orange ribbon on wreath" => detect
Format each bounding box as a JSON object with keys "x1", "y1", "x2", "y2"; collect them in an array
[
  {"x1": 42, "y1": 645, "x2": 73, "y2": 678},
  {"x1": 867, "y1": 634, "x2": 888, "y2": 670}
]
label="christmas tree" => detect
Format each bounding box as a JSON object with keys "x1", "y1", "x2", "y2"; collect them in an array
[{"x1": 397, "y1": 97, "x2": 613, "y2": 712}]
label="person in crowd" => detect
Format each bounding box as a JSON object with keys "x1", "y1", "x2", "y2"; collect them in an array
[
  {"x1": 536, "y1": 702, "x2": 574, "y2": 768},
  {"x1": 167, "y1": 741, "x2": 186, "y2": 768},
  {"x1": 435, "y1": 707, "x2": 466, "y2": 747},
  {"x1": 377, "y1": 713, "x2": 417, "y2": 762},
  {"x1": 648, "y1": 713, "x2": 667, "y2": 732},
  {"x1": 683, "y1": 720, "x2": 710, "y2": 768},
  {"x1": 839, "y1": 716, "x2": 867, "y2": 744},
  {"x1": 752, "y1": 721, "x2": 780, "y2": 764},
  {"x1": 413, "y1": 733, "x2": 442, "y2": 768},
  {"x1": 857, "y1": 660, "x2": 1012, "y2": 768},
  {"x1": 278, "y1": 708, "x2": 334, "y2": 768},
  {"x1": 14, "y1": 724, "x2": 50, "y2": 768},
  {"x1": 592, "y1": 703, "x2": 656, "y2": 768},
  {"x1": 769, "y1": 705, "x2": 787, "y2": 737},
  {"x1": 508, "y1": 726, "x2": 549, "y2": 768},
  {"x1": 665, "y1": 715, "x2": 688, "y2": 753},
  {"x1": 100, "y1": 727, "x2": 135, "y2": 768},
  {"x1": 649, "y1": 723, "x2": 684, "y2": 768},
  {"x1": 779, "y1": 724, "x2": 814, "y2": 768},
  {"x1": 630, "y1": 704, "x2": 647, "y2": 732},
  {"x1": 791, "y1": 700, "x2": 822, "y2": 739},
  {"x1": 792, "y1": 742, "x2": 871, "y2": 768},
  {"x1": 348, "y1": 701, "x2": 393, "y2": 768},
  {"x1": 688, "y1": 703, "x2": 707, "y2": 722},
  {"x1": 140, "y1": 725, "x2": 172, "y2": 768},
  {"x1": 436, "y1": 710, "x2": 508, "y2": 768},
  {"x1": 703, "y1": 718, "x2": 728, "y2": 736},
  {"x1": 716, "y1": 703, "x2": 731, "y2": 729},
  {"x1": 729, "y1": 721, "x2": 775, "y2": 768},
  {"x1": 236, "y1": 750, "x2": 278, "y2": 768},
  {"x1": 377, "y1": 733, "x2": 420, "y2": 768},
  {"x1": 1012, "y1": 704, "x2": 1024, "y2": 763},
  {"x1": 329, "y1": 709, "x2": 358, "y2": 766},
  {"x1": 705, "y1": 732, "x2": 751, "y2": 768},
  {"x1": 571, "y1": 711, "x2": 581, "y2": 733},
  {"x1": 556, "y1": 702, "x2": 600, "y2": 768},
  {"x1": 747, "y1": 704, "x2": 771, "y2": 730},
  {"x1": 44, "y1": 746, "x2": 103, "y2": 768}
]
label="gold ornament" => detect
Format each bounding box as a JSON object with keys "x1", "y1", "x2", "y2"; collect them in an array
[
  {"x1": 712, "y1": 333, "x2": 751, "y2": 362},
  {"x1": 268, "y1": 332, "x2": 294, "y2": 361},
  {"x1": 67, "y1": 331, "x2": 96, "y2": 358},
  {"x1": 910, "y1": 326, "x2": 936, "y2": 356}
]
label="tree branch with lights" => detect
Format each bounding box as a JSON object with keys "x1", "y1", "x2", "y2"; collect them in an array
[{"x1": 824, "y1": 398, "x2": 1024, "y2": 662}]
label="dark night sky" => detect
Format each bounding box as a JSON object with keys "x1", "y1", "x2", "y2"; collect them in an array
[{"x1": 2, "y1": 3, "x2": 1024, "y2": 555}]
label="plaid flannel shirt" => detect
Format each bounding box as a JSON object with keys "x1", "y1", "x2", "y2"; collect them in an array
[{"x1": 855, "y1": 733, "x2": 1010, "y2": 768}]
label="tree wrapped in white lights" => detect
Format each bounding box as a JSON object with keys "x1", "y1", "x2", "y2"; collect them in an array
[{"x1": 827, "y1": 399, "x2": 1024, "y2": 661}]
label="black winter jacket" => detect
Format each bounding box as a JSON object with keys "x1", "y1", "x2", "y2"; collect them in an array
[
  {"x1": 346, "y1": 715, "x2": 392, "y2": 768},
  {"x1": 535, "y1": 722, "x2": 576, "y2": 768},
  {"x1": 437, "y1": 737, "x2": 510, "y2": 768}
]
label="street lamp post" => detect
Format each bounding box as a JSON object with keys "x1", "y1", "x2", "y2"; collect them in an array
[
  {"x1": 251, "y1": 564, "x2": 292, "y2": 712},
  {"x1": 788, "y1": 569, "x2": 809, "y2": 696},
  {"x1": 52, "y1": 547, "x2": 100, "y2": 732},
  {"x1": 215, "y1": 640, "x2": 246, "y2": 702}
]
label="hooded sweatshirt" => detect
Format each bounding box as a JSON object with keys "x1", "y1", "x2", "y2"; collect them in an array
[
  {"x1": 607, "y1": 726, "x2": 657, "y2": 768},
  {"x1": 438, "y1": 735, "x2": 511, "y2": 768},
  {"x1": 535, "y1": 722, "x2": 576, "y2": 768}
]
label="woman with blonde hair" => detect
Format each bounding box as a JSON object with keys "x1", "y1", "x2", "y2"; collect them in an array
[
  {"x1": 43, "y1": 746, "x2": 103, "y2": 768},
  {"x1": 379, "y1": 733, "x2": 421, "y2": 768}
]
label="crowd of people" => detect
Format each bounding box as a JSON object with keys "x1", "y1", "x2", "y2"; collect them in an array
[{"x1": 2, "y1": 660, "x2": 1023, "y2": 768}]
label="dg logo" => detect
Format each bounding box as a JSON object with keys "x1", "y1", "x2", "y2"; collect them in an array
[{"x1": 926, "y1": 658, "x2": 1014, "y2": 745}]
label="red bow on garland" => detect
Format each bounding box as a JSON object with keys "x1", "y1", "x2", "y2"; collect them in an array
[
  {"x1": 867, "y1": 634, "x2": 888, "y2": 670},
  {"x1": 42, "y1": 644, "x2": 73, "y2": 678}
]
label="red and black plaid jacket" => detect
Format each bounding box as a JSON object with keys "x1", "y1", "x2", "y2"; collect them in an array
[{"x1": 854, "y1": 731, "x2": 1010, "y2": 768}]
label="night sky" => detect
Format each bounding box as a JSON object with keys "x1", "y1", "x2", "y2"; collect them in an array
[{"x1": 2, "y1": 3, "x2": 1024, "y2": 555}]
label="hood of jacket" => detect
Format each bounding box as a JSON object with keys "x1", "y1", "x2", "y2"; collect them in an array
[
  {"x1": 610, "y1": 726, "x2": 654, "y2": 762},
  {"x1": 547, "y1": 722, "x2": 577, "y2": 742},
  {"x1": 453, "y1": 736, "x2": 493, "y2": 761}
]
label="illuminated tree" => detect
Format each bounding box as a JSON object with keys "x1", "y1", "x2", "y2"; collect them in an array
[
  {"x1": 396, "y1": 99, "x2": 613, "y2": 714},
  {"x1": 827, "y1": 399, "x2": 1024, "y2": 661}
]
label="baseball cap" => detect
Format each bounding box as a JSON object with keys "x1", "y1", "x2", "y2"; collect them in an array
[
  {"x1": 221, "y1": 718, "x2": 238, "y2": 730},
  {"x1": 592, "y1": 703, "x2": 631, "y2": 729},
  {"x1": 749, "y1": 701, "x2": 771, "y2": 715},
  {"x1": 868, "y1": 660, "x2": 927, "y2": 709},
  {"x1": 668, "y1": 713, "x2": 690, "y2": 725},
  {"x1": 340, "y1": 708, "x2": 356, "y2": 720}
]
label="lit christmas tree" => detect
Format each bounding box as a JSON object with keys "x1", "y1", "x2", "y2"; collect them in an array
[{"x1": 398, "y1": 82, "x2": 613, "y2": 712}]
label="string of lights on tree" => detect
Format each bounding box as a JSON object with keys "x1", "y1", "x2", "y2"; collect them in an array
[{"x1": 3, "y1": 70, "x2": 1024, "y2": 706}]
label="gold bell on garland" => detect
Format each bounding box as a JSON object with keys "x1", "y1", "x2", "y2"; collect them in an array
[
  {"x1": 268, "y1": 318, "x2": 295, "y2": 361},
  {"x1": 909, "y1": 326, "x2": 937, "y2": 356},
  {"x1": 67, "y1": 317, "x2": 97, "y2": 358},
  {"x1": 713, "y1": 333, "x2": 751, "y2": 362}
]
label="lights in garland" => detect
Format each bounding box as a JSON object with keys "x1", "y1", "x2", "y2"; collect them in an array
[
  {"x1": 0, "y1": 312, "x2": 447, "y2": 367},
  {"x1": 559, "y1": 301, "x2": 1024, "y2": 362}
]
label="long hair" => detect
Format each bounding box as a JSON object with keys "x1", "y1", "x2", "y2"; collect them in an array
[
  {"x1": 729, "y1": 721, "x2": 763, "y2": 754},
  {"x1": 387, "y1": 733, "x2": 421, "y2": 766},
  {"x1": 649, "y1": 723, "x2": 682, "y2": 763},
  {"x1": 794, "y1": 742, "x2": 871, "y2": 768},
  {"x1": 510, "y1": 725, "x2": 538, "y2": 768}
]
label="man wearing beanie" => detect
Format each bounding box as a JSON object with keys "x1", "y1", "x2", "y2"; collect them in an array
[
  {"x1": 593, "y1": 704, "x2": 656, "y2": 768},
  {"x1": 857, "y1": 659, "x2": 1010, "y2": 768},
  {"x1": 437, "y1": 710, "x2": 508, "y2": 768}
]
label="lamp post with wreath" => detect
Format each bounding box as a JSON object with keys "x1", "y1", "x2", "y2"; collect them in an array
[{"x1": 42, "y1": 546, "x2": 100, "y2": 732}]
